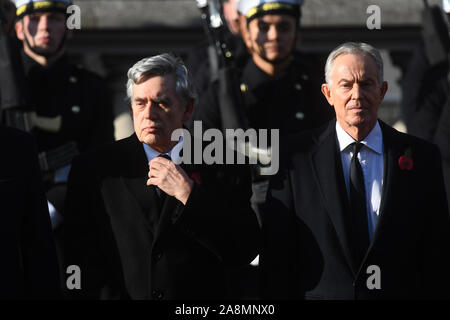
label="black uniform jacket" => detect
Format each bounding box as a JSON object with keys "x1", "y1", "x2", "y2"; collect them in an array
[
  {"x1": 21, "y1": 52, "x2": 114, "y2": 154},
  {"x1": 260, "y1": 120, "x2": 450, "y2": 299},
  {"x1": 0, "y1": 126, "x2": 60, "y2": 299},
  {"x1": 191, "y1": 52, "x2": 333, "y2": 135},
  {"x1": 63, "y1": 133, "x2": 260, "y2": 299}
]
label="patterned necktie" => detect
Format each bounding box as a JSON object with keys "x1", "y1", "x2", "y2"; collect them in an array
[{"x1": 349, "y1": 142, "x2": 370, "y2": 267}]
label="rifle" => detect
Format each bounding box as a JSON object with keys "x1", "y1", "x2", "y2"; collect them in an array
[
  {"x1": 195, "y1": 0, "x2": 247, "y2": 131},
  {"x1": 421, "y1": 0, "x2": 450, "y2": 67},
  {"x1": 195, "y1": 1, "x2": 272, "y2": 176}
]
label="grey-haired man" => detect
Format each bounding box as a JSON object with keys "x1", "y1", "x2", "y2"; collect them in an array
[
  {"x1": 63, "y1": 53, "x2": 260, "y2": 300},
  {"x1": 260, "y1": 42, "x2": 450, "y2": 299}
]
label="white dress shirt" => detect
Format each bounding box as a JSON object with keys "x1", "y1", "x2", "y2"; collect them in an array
[{"x1": 335, "y1": 121, "x2": 384, "y2": 241}]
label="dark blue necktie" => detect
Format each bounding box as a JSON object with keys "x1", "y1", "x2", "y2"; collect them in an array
[
  {"x1": 155, "y1": 154, "x2": 171, "y2": 207},
  {"x1": 349, "y1": 142, "x2": 370, "y2": 267}
]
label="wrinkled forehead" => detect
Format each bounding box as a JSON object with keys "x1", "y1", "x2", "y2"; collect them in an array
[
  {"x1": 133, "y1": 74, "x2": 177, "y2": 97},
  {"x1": 332, "y1": 53, "x2": 379, "y2": 81}
]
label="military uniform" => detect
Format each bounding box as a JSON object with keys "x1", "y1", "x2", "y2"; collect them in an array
[
  {"x1": 187, "y1": 32, "x2": 250, "y2": 96},
  {"x1": 20, "y1": 51, "x2": 114, "y2": 178},
  {"x1": 192, "y1": 51, "x2": 332, "y2": 139},
  {"x1": 190, "y1": 51, "x2": 333, "y2": 299},
  {"x1": 1, "y1": 0, "x2": 115, "y2": 216},
  {"x1": 402, "y1": 44, "x2": 450, "y2": 213}
]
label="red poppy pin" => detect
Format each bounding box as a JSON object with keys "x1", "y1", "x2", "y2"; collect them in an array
[
  {"x1": 398, "y1": 148, "x2": 413, "y2": 171},
  {"x1": 190, "y1": 172, "x2": 202, "y2": 185}
]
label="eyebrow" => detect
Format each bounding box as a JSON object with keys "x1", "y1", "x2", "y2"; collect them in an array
[
  {"x1": 152, "y1": 95, "x2": 171, "y2": 105},
  {"x1": 338, "y1": 79, "x2": 352, "y2": 84},
  {"x1": 133, "y1": 96, "x2": 171, "y2": 104}
]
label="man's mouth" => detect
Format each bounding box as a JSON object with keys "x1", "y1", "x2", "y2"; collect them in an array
[
  {"x1": 39, "y1": 37, "x2": 51, "y2": 44},
  {"x1": 144, "y1": 126, "x2": 161, "y2": 133}
]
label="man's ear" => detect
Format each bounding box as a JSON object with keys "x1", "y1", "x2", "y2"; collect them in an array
[
  {"x1": 15, "y1": 20, "x2": 25, "y2": 41},
  {"x1": 379, "y1": 81, "x2": 388, "y2": 100},
  {"x1": 239, "y1": 15, "x2": 252, "y2": 52},
  {"x1": 182, "y1": 99, "x2": 195, "y2": 123},
  {"x1": 321, "y1": 83, "x2": 333, "y2": 106}
]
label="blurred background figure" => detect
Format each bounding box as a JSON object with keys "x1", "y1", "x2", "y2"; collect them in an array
[
  {"x1": 0, "y1": 0, "x2": 115, "y2": 285},
  {"x1": 0, "y1": 125, "x2": 61, "y2": 299},
  {"x1": 1, "y1": 0, "x2": 15, "y2": 34},
  {"x1": 187, "y1": 0, "x2": 250, "y2": 96},
  {"x1": 401, "y1": 0, "x2": 450, "y2": 211},
  {"x1": 191, "y1": 0, "x2": 333, "y2": 222},
  {"x1": 189, "y1": 0, "x2": 334, "y2": 299}
]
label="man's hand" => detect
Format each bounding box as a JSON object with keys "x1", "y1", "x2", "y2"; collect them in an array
[{"x1": 147, "y1": 157, "x2": 194, "y2": 205}]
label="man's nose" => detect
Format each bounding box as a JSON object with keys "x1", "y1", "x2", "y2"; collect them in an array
[
  {"x1": 351, "y1": 84, "x2": 362, "y2": 99},
  {"x1": 145, "y1": 102, "x2": 159, "y2": 119},
  {"x1": 267, "y1": 26, "x2": 279, "y2": 41},
  {"x1": 38, "y1": 16, "x2": 49, "y2": 30}
]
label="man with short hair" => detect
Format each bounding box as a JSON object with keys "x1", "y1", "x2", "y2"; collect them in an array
[
  {"x1": 193, "y1": 0, "x2": 332, "y2": 213},
  {"x1": 191, "y1": 0, "x2": 332, "y2": 298},
  {"x1": 260, "y1": 42, "x2": 450, "y2": 299},
  {"x1": 2, "y1": 0, "x2": 114, "y2": 228},
  {"x1": 64, "y1": 53, "x2": 260, "y2": 299}
]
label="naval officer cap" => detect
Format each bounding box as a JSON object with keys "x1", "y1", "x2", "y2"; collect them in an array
[
  {"x1": 14, "y1": 0, "x2": 71, "y2": 20},
  {"x1": 237, "y1": 0, "x2": 303, "y2": 23}
]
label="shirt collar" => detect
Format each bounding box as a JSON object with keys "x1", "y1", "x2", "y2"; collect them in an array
[
  {"x1": 335, "y1": 120, "x2": 383, "y2": 155},
  {"x1": 142, "y1": 134, "x2": 184, "y2": 164}
]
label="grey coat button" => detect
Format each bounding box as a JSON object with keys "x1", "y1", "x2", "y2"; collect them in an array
[
  {"x1": 71, "y1": 105, "x2": 81, "y2": 114},
  {"x1": 294, "y1": 83, "x2": 302, "y2": 91},
  {"x1": 69, "y1": 76, "x2": 78, "y2": 83},
  {"x1": 155, "y1": 251, "x2": 163, "y2": 260},
  {"x1": 295, "y1": 112, "x2": 305, "y2": 120}
]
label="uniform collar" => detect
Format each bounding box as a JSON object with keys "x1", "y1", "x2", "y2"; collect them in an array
[{"x1": 21, "y1": 50, "x2": 69, "y2": 76}]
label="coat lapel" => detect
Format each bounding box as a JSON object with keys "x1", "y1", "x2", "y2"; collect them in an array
[
  {"x1": 120, "y1": 134, "x2": 162, "y2": 234},
  {"x1": 154, "y1": 162, "x2": 197, "y2": 240},
  {"x1": 310, "y1": 122, "x2": 357, "y2": 275}
]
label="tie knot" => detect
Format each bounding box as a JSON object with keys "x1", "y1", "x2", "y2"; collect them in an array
[
  {"x1": 158, "y1": 154, "x2": 171, "y2": 161},
  {"x1": 352, "y1": 142, "x2": 364, "y2": 156}
]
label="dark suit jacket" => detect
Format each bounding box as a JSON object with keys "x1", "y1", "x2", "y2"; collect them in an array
[
  {"x1": 0, "y1": 126, "x2": 60, "y2": 299},
  {"x1": 63, "y1": 133, "x2": 260, "y2": 299},
  {"x1": 260, "y1": 120, "x2": 450, "y2": 299}
]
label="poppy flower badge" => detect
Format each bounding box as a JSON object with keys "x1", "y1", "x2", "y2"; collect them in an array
[
  {"x1": 398, "y1": 147, "x2": 413, "y2": 171},
  {"x1": 190, "y1": 172, "x2": 202, "y2": 185}
]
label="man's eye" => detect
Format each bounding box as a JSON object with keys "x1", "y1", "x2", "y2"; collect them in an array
[
  {"x1": 360, "y1": 81, "x2": 373, "y2": 87},
  {"x1": 258, "y1": 23, "x2": 269, "y2": 33},
  {"x1": 49, "y1": 15, "x2": 64, "y2": 22},
  {"x1": 278, "y1": 23, "x2": 292, "y2": 33}
]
